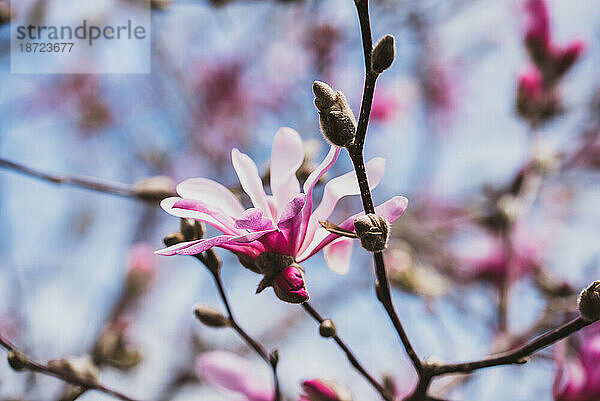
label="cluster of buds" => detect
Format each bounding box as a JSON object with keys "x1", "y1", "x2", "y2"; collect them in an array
[
  {"x1": 299, "y1": 379, "x2": 353, "y2": 401},
  {"x1": 254, "y1": 252, "x2": 309, "y2": 304},
  {"x1": 517, "y1": 0, "x2": 585, "y2": 122}
]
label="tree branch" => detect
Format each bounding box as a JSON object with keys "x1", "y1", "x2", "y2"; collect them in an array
[
  {"x1": 302, "y1": 302, "x2": 393, "y2": 401},
  {"x1": 0, "y1": 334, "x2": 141, "y2": 401}
]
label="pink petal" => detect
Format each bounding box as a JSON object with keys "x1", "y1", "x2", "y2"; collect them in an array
[
  {"x1": 176, "y1": 177, "x2": 245, "y2": 218},
  {"x1": 156, "y1": 230, "x2": 277, "y2": 256},
  {"x1": 299, "y1": 157, "x2": 386, "y2": 255},
  {"x1": 295, "y1": 145, "x2": 341, "y2": 254},
  {"x1": 324, "y1": 238, "x2": 354, "y2": 275},
  {"x1": 276, "y1": 194, "x2": 306, "y2": 255},
  {"x1": 235, "y1": 208, "x2": 276, "y2": 231},
  {"x1": 160, "y1": 197, "x2": 240, "y2": 235},
  {"x1": 313, "y1": 157, "x2": 386, "y2": 222},
  {"x1": 269, "y1": 128, "x2": 303, "y2": 216},
  {"x1": 196, "y1": 351, "x2": 273, "y2": 401},
  {"x1": 232, "y1": 148, "x2": 273, "y2": 221},
  {"x1": 297, "y1": 196, "x2": 408, "y2": 263}
]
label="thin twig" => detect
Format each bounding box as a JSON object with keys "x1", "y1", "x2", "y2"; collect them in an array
[
  {"x1": 0, "y1": 334, "x2": 141, "y2": 401},
  {"x1": 302, "y1": 302, "x2": 393, "y2": 401},
  {"x1": 349, "y1": 0, "x2": 423, "y2": 375},
  {"x1": 0, "y1": 158, "x2": 135, "y2": 198},
  {"x1": 432, "y1": 316, "x2": 592, "y2": 375},
  {"x1": 206, "y1": 265, "x2": 281, "y2": 401}
]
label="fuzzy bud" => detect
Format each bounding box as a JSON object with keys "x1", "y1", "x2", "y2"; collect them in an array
[
  {"x1": 163, "y1": 232, "x2": 185, "y2": 247},
  {"x1": 301, "y1": 379, "x2": 353, "y2": 401},
  {"x1": 255, "y1": 252, "x2": 296, "y2": 276},
  {"x1": 578, "y1": 281, "x2": 600, "y2": 321},
  {"x1": 313, "y1": 81, "x2": 357, "y2": 147},
  {"x1": 372, "y1": 35, "x2": 396, "y2": 73},
  {"x1": 273, "y1": 264, "x2": 309, "y2": 304},
  {"x1": 48, "y1": 356, "x2": 99, "y2": 385},
  {"x1": 194, "y1": 305, "x2": 230, "y2": 328},
  {"x1": 554, "y1": 40, "x2": 585, "y2": 77},
  {"x1": 319, "y1": 319, "x2": 337, "y2": 338},
  {"x1": 7, "y1": 350, "x2": 28, "y2": 371},
  {"x1": 180, "y1": 218, "x2": 205, "y2": 241},
  {"x1": 132, "y1": 175, "x2": 176, "y2": 202},
  {"x1": 353, "y1": 214, "x2": 390, "y2": 252}
]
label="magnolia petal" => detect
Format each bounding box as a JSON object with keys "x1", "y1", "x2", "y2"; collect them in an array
[
  {"x1": 160, "y1": 197, "x2": 240, "y2": 235},
  {"x1": 324, "y1": 237, "x2": 354, "y2": 275},
  {"x1": 232, "y1": 148, "x2": 273, "y2": 221},
  {"x1": 312, "y1": 157, "x2": 386, "y2": 223},
  {"x1": 270, "y1": 128, "x2": 303, "y2": 216},
  {"x1": 176, "y1": 177, "x2": 245, "y2": 218},
  {"x1": 155, "y1": 239, "x2": 203, "y2": 256},
  {"x1": 277, "y1": 194, "x2": 306, "y2": 255},
  {"x1": 196, "y1": 351, "x2": 273, "y2": 401},
  {"x1": 299, "y1": 157, "x2": 386, "y2": 255},
  {"x1": 295, "y1": 145, "x2": 341, "y2": 254},
  {"x1": 157, "y1": 229, "x2": 277, "y2": 256},
  {"x1": 235, "y1": 208, "x2": 276, "y2": 231}
]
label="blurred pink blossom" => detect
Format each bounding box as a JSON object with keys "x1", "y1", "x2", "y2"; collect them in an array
[
  {"x1": 524, "y1": 0, "x2": 550, "y2": 50},
  {"x1": 196, "y1": 351, "x2": 273, "y2": 401},
  {"x1": 299, "y1": 379, "x2": 351, "y2": 401},
  {"x1": 127, "y1": 243, "x2": 156, "y2": 275},
  {"x1": 157, "y1": 128, "x2": 408, "y2": 275},
  {"x1": 553, "y1": 328, "x2": 600, "y2": 401},
  {"x1": 370, "y1": 89, "x2": 400, "y2": 123}
]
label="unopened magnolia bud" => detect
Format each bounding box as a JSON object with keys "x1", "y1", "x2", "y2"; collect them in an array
[
  {"x1": 313, "y1": 81, "x2": 357, "y2": 147},
  {"x1": 180, "y1": 218, "x2": 205, "y2": 241},
  {"x1": 353, "y1": 214, "x2": 390, "y2": 252},
  {"x1": 7, "y1": 350, "x2": 28, "y2": 371},
  {"x1": 302, "y1": 379, "x2": 353, "y2": 401},
  {"x1": 163, "y1": 232, "x2": 185, "y2": 247},
  {"x1": 372, "y1": 35, "x2": 396, "y2": 73},
  {"x1": 319, "y1": 319, "x2": 336, "y2": 338},
  {"x1": 194, "y1": 305, "x2": 230, "y2": 328},
  {"x1": 48, "y1": 356, "x2": 99, "y2": 385},
  {"x1": 202, "y1": 249, "x2": 222, "y2": 274},
  {"x1": 273, "y1": 264, "x2": 309, "y2": 304},
  {"x1": 132, "y1": 175, "x2": 176, "y2": 202},
  {"x1": 578, "y1": 281, "x2": 600, "y2": 321}
]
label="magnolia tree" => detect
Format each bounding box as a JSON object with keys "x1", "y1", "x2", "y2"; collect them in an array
[{"x1": 1, "y1": 0, "x2": 599, "y2": 400}]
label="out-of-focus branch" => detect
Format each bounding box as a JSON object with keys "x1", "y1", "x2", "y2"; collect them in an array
[{"x1": 0, "y1": 334, "x2": 141, "y2": 401}]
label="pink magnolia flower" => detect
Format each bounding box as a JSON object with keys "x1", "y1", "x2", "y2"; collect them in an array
[
  {"x1": 553, "y1": 329, "x2": 600, "y2": 401},
  {"x1": 156, "y1": 128, "x2": 408, "y2": 275},
  {"x1": 196, "y1": 351, "x2": 273, "y2": 401}
]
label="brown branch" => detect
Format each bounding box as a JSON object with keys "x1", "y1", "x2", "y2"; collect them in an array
[
  {"x1": 349, "y1": 0, "x2": 423, "y2": 376},
  {"x1": 0, "y1": 158, "x2": 135, "y2": 198},
  {"x1": 432, "y1": 316, "x2": 593, "y2": 375},
  {"x1": 0, "y1": 334, "x2": 141, "y2": 401},
  {"x1": 302, "y1": 302, "x2": 393, "y2": 401}
]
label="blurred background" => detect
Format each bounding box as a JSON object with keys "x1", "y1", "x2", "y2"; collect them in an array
[{"x1": 1, "y1": 0, "x2": 600, "y2": 400}]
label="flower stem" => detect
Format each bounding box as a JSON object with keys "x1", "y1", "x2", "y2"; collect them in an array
[
  {"x1": 302, "y1": 302, "x2": 393, "y2": 401},
  {"x1": 0, "y1": 334, "x2": 140, "y2": 401}
]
